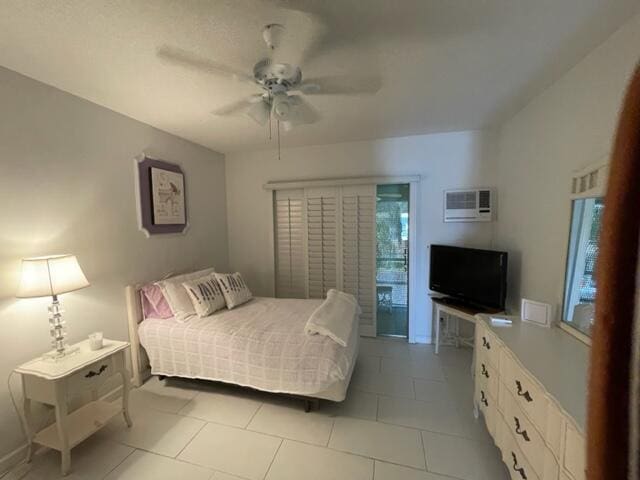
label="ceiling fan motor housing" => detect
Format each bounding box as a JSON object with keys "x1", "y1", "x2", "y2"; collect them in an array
[{"x1": 253, "y1": 59, "x2": 302, "y2": 93}]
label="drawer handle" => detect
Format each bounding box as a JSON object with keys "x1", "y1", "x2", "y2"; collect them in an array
[
  {"x1": 515, "y1": 380, "x2": 533, "y2": 402},
  {"x1": 514, "y1": 417, "x2": 531, "y2": 442},
  {"x1": 85, "y1": 364, "x2": 108, "y2": 378},
  {"x1": 482, "y1": 336, "x2": 491, "y2": 350},
  {"x1": 511, "y1": 452, "x2": 528, "y2": 479},
  {"x1": 480, "y1": 390, "x2": 488, "y2": 407},
  {"x1": 481, "y1": 364, "x2": 490, "y2": 378}
]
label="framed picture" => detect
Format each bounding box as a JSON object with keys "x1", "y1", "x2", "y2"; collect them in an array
[
  {"x1": 135, "y1": 155, "x2": 188, "y2": 236},
  {"x1": 150, "y1": 167, "x2": 185, "y2": 225}
]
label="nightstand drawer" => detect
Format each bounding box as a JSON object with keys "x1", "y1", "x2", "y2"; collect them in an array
[{"x1": 66, "y1": 350, "x2": 124, "y2": 397}]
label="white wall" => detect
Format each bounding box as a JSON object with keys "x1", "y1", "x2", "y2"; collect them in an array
[
  {"x1": 0, "y1": 67, "x2": 228, "y2": 460},
  {"x1": 493, "y1": 12, "x2": 640, "y2": 312},
  {"x1": 225, "y1": 131, "x2": 498, "y2": 343}
]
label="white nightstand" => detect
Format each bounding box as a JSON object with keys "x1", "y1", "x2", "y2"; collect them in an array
[{"x1": 15, "y1": 339, "x2": 132, "y2": 476}]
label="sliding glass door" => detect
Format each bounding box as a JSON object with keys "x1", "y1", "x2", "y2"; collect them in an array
[{"x1": 375, "y1": 184, "x2": 410, "y2": 338}]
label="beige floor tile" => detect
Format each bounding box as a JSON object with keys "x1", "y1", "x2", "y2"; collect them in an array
[
  {"x1": 329, "y1": 417, "x2": 425, "y2": 469},
  {"x1": 355, "y1": 354, "x2": 382, "y2": 374},
  {"x1": 179, "y1": 390, "x2": 262, "y2": 427},
  {"x1": 100, "y1": 406, "x2": 205, "y2": 457},
  {"x1": 129, "y1": 387, "x2": 194, "y2": 415},
  {"x1": 104, "y1": 450, "x2": 213, "y2": 480},
  {"x1": 178, "y1": 422, "x2": 281, "y2": 480},
  {"x1": 359, "y1": 338, "x2": 411, "y2": 359},
  {"x1": 266, "y1": 440, "x2": 373, "y2": 480},
  {"x1": 422, "y1": 431, "x2": 508, "y2": 480},
  {"x1": 212, "y1": 473, "x2": 247, "y2": 480},
  {"x1": 413, "y1": 379, "x2": 456, "y2": 403},
  {"x1": 374, "y1": 461, "x2": 451, "y2": 480},
  {"x1": 381, "y1": 357, "x2": 446, "y2": 382},
  {"x1": 247, "y1": 403, "x2": 334, "y2": 445},
  {"x1": 351, "y1": 370, "x2": 415, "y2": 398},
  {"x1": 320, "y1": 390, "x2": 378, "y2": 421},
  {"x1": 377, "y1": 396, "x2": 469, "y2": 437},
  {"x1": 17, "y1": 436, "x2": 133, "y2": 480}
]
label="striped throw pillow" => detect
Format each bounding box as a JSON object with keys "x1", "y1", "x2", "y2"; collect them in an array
[
  {"x1": 182, "y1": 274, "x2": 227, "y2": 317},
  {"x1": 214, "y1": 272, "x2": 253, "y2": 309}
]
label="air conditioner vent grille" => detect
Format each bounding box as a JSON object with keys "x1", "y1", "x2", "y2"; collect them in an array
[
  {"x1": 446, "y1": 191, "x2": 477, "y2": 210},
  {"x1": 478, "y1": 190, "x2": 491, "y2": 209}
]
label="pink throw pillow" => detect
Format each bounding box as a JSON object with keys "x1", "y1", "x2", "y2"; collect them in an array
[{"x1": 141, "y1": 284, "x2": 173, "y2": 319}]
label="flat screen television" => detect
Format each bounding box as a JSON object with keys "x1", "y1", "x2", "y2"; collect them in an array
[{"x1": 429, "y1": 245, "x2": 508, "y2": 310}]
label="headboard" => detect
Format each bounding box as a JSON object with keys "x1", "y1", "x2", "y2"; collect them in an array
[{"x1": 125, "y1": 283, "x2": 151, "y2": 387}]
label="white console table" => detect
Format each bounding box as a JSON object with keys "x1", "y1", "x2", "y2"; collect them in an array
[{"x1": 431, "y1": 296, "x2": 501, "y2": 354}]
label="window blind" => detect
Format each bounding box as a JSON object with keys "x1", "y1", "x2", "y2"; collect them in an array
[{"x1": 274, "y1": 189, "x2": 306, "y2": 298}]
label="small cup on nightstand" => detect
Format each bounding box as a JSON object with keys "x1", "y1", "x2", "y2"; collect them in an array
[{"x1": 88, "y1": 332, "x2": 103, "y2": 351}]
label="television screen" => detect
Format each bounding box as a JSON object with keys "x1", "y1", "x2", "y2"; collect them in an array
[{"x1": 429, "y1": 245, "x2": 508, "y2": 310}]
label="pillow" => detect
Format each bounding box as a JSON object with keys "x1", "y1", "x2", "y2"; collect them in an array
[
  {"x1": 214, "y1": 272, "x2": 252, "y2": 309},
  {"x1": 141, "y1": 284, "x2": 173, "y2": 319},
  {"x1": 182, "y1": 274, "x2": 227, "y2": 317},
  {"x1": 156, "y1": 267, "x2": 215, "y2": 322}
]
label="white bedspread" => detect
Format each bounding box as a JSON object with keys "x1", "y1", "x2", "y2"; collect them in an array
[{"x1": 138, "y1": 297, "x2": 359, "y2": 398}]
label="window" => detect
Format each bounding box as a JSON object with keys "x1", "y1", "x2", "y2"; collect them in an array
[{"x1": 562, "y1": 197, "x2": 604, "y2": 337}]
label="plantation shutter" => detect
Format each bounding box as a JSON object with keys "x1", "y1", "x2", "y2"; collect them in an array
[
  {"x1": 274, "y1": 189, "x2": 306, "y2": 298},
  {"x1": 306, "y1": 187, "x2": 338, "y2": 299},
  {"x1": 341, "y1": 185, "x2": 377, "y2": 332}
]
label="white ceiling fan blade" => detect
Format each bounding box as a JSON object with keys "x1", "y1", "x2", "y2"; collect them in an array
[
  {"x1": 287, "y1": 95, "x2": 320, "y2": 126},
  {"x1": 298, "y1": 75, "x2": 382, "y2": 95},
  {"x1": 212, "y1": 95, "x2": 263, "y2": 116},
  {"x1": 246, "y1": 100, "x2": 271, "y2": 126},
  {"x1": 157, "y1": 45, "x2": 255, "y2": 85}
]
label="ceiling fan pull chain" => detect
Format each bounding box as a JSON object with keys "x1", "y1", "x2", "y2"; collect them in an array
[
  {"x1": 277, "y1": 119, "x2": 281, "y2": 161},
  {"x1": 268, "y1": 93, "x2": 272, "y2": 140}
]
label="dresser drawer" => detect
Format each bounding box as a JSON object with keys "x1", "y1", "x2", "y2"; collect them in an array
[
  {"x1": 66, "y1": 352, "x2": 123, "y2": 398},
  {"x1": 496, "y1": 417, "x2": 540, "y2": 480},
  {"x1": 561, "y1": 423, "x2": 586, "y2": 480},
  {"x1": 476, "y1": 323, "x2": 501, "y2": 369},
  {"x1": 502, "y1": 351, "x2": 548, "y2": 433},
  {"x1": 476, "y1": 384, "x2": 498, "y2": 437},
  {"x1": 476, "y1": 356, "x2": 499, "y2": 400},
  {"x1": 503, "y1": 390, "x2": 558, "y2": 479}
]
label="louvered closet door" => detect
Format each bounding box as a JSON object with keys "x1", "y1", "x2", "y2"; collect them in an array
[
  {"x1": 306, "y1": 187, "x2": 338, "y2": 299},
  {"x1": 341, "y1": 185, "x2": 376, "y2": 333},
  {"x1": 274, "y1": 189, "x2": 306, "y2": 298}
]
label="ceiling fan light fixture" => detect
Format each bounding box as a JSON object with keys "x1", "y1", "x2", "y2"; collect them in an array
[{"x1": 262, "y1": 24, "x2": 285, "y2": 50}]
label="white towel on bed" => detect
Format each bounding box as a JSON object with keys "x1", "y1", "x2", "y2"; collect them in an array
[{"x1": 305, "y1": 289, "x2": 361, "y2": 347}]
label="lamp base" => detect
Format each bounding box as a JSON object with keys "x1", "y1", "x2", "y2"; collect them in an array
[{"x1": 42, "y1": 345, "x2": 80, "y2": 362}]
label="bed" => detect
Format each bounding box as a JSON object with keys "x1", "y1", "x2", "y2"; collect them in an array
[{"x1": 125, "y1": 284, "x2": 360, "y2": 409}]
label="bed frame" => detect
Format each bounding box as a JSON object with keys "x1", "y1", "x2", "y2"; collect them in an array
[{"x1": 124, "y1": 281, "x2": 358, "y2": 412}]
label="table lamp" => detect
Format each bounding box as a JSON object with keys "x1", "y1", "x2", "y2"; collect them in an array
[{"x1": 16, "y1": 255, "x2": 90, "y2": 359}]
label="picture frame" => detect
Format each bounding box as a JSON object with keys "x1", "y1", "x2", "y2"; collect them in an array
[{"x1": 135, "y1": 155, "x2": 189, "y2": 236}]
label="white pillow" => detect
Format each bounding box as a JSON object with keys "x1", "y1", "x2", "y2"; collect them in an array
[
  {"x1": 214, "y1": 272, "x2": 252, "y2": 309},
  {"x1": 182, "y1": 274, "x2": 227, "y2": 317},
  {"x1": 156, "y1": 267, "x2": 215, "y2": 322}
]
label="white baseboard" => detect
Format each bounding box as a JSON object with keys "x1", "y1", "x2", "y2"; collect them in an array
[{"x1": 0, "y1": 444, "x2": 29, "y2": 477}]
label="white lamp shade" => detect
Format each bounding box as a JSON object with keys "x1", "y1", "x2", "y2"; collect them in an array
[{"x1": 17, "y1": 255, "x2": 90, "y2": 298}]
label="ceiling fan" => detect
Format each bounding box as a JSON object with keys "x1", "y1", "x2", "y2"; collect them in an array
[{"x1": 157, "y1": 24, "x2": 381, "y2": 133}]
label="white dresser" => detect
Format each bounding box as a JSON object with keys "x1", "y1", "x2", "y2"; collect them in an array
[{"x1": 473, "y1": 315, "x2": 589, "y2": 480}]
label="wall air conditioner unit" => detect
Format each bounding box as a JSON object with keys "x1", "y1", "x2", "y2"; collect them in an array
[{"x1": 444, "y1": 188, "x2": 494, "y2": 222}]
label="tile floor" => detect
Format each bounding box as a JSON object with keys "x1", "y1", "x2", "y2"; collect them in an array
[{"x1": 11, "y1": 338, "x2": 509, "y2": 480}]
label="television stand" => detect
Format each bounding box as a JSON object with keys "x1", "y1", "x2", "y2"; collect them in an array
[{"x1": 430, "y1": 296, "x2": 502, "y2": 355}]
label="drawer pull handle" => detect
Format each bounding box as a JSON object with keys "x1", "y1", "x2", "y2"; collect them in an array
[
  {"x1": 481, "y1": 364, "x2": 490, "y2": 378},
  {"x1": 480, "y1": 390, "x2": 488, "y2": 407},
  {"x1": 482, "y1": 336, "x2": 491, "y2": 350},
  {"x1": 85, "y1": 365, "x2": 108, "y2": 378},
  {"x1": 514, "y1": 417, "x2": 531, "y2": 442},
  {"x1": 511, "y1": 452, "x2": 528, "y2": 479},
  {"x1": 515, "y1": 380, "x2": 533, "y2": 402}
]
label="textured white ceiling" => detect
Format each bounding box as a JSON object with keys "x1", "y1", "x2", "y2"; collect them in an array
[{"x1": 0, "y1": 0, "x2": 637, "y2": 153}]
